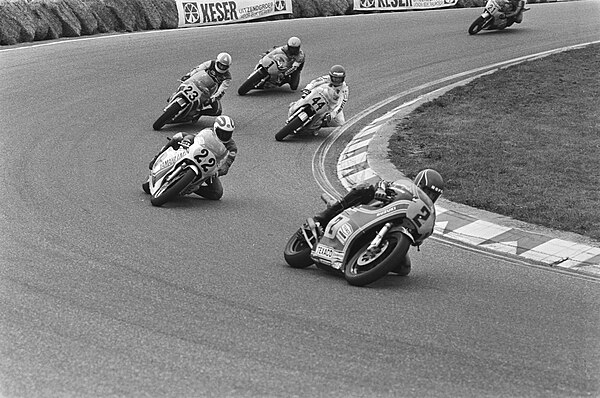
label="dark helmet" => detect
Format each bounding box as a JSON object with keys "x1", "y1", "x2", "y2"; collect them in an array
[
  {"x1": 329, "y1": 65, "x2": 346, "y2": 87},
  {"x1": 286, "y1": 36, "x2": 301, "y2": 56},
  {"x1": 213, "y1": 115, "x2": 235, "y2": 142},
  {"x1": 414, "y1": 169, "x2": 444, "y2": 203}
]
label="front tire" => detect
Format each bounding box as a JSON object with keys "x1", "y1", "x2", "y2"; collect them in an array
[
  {"x1": 344, "y1": 231, "x2": 411, "y2": 286},
  {"x1": 275, "y1": 116, "x2": 305, "y2": 141},
  {"x1": 150, "y1": 168, "x2": 196, "y2": 207},
  {"x1": 238, "y1": 69, "x2": 267, "y2": 96},
  {"x1": 153, "y1": 102, "x2": 183, "y2": 131},
  {"x1": 283, "y1": 229, "x2": 313, "y2": 268},
  {"x1": 468, "y1": 16, "x2": 485, "y2": 35}
]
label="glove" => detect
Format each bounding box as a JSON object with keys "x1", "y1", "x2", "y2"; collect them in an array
[
  {"x1": 218, "y1": 164, "x2": 230, "y2": 176},
  {"x1": 374, "y1": 187, "x2": 388, "y2": 202},
  {"x1": 284, "y1": 66, "x2": 297, "y2": 76},
  {"x1": 181, "y1": 74, "x2": 190, "y2": 81},
  {"x1": 323, "y1": 113, "x2": 332, "y2": 124},
  {"x1": 301, "y1": 88, "x2": 310, "y2": 98},
  {"x1": 179, "y1": 138, "x2": 192, "y2": 149}
]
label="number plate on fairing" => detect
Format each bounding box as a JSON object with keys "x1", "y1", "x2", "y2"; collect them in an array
[{"x1": 314, "y1": 244, "x2": 333, "y2": 259}]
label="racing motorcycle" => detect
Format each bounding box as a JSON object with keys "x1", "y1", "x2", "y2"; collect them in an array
[
  {"x1": 237, "y1": 50, "x2": 293, "y2": 95},
  {"x1": 152, "y1": 71, "x2": 218, "y2": 131},
  {"x1": 283, "y1": 189, "x2": 436, "y2": 287},
  {"x1": 468, "y1": 0, "x2": 527, "y2": 35},
  {"x1": 274, "y1": 85, "x2": 333, "y2": 141},
  {"x1": 142, "y1": 136, "x2": 219, "y2": 207}
]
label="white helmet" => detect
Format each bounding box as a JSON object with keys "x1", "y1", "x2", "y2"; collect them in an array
[
  {"x1": 215, "y1": 52, "x2": 232, "y2": 73},
  {"x1": 213, "y1": 115, "x2": 235, "y2": 142},
  {"x1": 286, "y1": 37, "x2": 301, "y2": 55}
]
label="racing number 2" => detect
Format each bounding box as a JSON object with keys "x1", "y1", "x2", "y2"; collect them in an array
[{"x1": 411, "y1": 206, "x2": 431, "y2": 228}]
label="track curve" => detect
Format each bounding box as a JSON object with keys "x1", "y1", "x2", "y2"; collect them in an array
[{"x1": 1, "y1": 3, "x2": 599, "y2": 397}]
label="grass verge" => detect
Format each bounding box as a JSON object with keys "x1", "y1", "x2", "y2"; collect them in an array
[{"x1": 388, "y1": 43, "x2": 600, "y2": 242}]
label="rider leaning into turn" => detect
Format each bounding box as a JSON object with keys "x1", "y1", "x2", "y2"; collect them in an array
[
  {"x1": 300, "y1": 64, "x2": 349, "y2": 129},
  {"x1": 502, "y1": 0, "x2": 526, "y2": 23},
  {"x1": 181, "y1": 52, "x2": 233, "y2": 117},
  {"x1": 148, "y1": 115, "x2": 238, "y2": 200},
  {"x1": 310, "y1": 169, "x2": 444, "y2": 228},
  {"x1": 263, "y1": 36, "x2": 306, "y2": 90}
]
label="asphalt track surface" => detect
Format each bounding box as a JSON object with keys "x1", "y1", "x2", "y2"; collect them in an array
[{"x1": 1, "y1": 2, "x2": 600, "y2": 397}]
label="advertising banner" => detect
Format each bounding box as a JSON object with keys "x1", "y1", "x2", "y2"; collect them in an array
[
  {"x1": 353, "y1": 0, "x2": 457, "y2": 11},
  {"x1": 176, "y1": 0, "x2": 293, "y2": 28}
]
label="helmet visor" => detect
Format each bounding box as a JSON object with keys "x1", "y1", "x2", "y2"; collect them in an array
[
  {"x1": 423, "y1": 186, "x2": 442, "y2": 203},
  {"x1": 330, "y1": 75, "x2": 344, "y2": 86},
  {"x1": 216, "y1": 61, "x2": 229, "y2": 71},
  {"x1": 216, "y1": 127, "x2": 232, "y2": 142}
]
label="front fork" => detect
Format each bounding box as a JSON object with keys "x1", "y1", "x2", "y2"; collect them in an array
[{"x1": 367, "y1": 223, "x2": 392, "y2": 252}]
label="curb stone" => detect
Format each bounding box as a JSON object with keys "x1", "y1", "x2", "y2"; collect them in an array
[{"x1": 336, "y1": 81, "x2": 600, "y2": 277}]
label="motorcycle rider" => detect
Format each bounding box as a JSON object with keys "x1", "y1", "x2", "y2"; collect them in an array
[
  {"x1": 310, "y1": 169, "x2": 444, "y2": 229},
  {"x1": 292, "y1": 65, "x2": 349, "y2": 134},
  {"x1": 305, "y1": 169, "x2": 443, "y2": 276},
  {"x1": 501, "y1": 0, "x2": 526, "y2": 24},
  {"x1": 260, "y1": 36, "x2": 305, "y2": 90},
  {"x1": 180, "y1": 52, "x2": 233, "y2": 116},
  {"x1": 147, "y1": 115, "x2": 237, "y2": 200}
]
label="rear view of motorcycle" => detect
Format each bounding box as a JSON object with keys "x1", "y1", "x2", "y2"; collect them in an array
[
  {"x1": 274, "y1": 85, "x2": 333, "y2": 141},
  {"x1": 468, "y1": 0, "x2": 527, "y2": 35},
  {"x1": 142, "y1": 136, "x2": 219, "y2": 206},
  {"x1": 283, "y1": 187, "x2": 437, "y2": 287},
  {"x1": 152, "y1": 71, "x2": 218, "y2": 131}
]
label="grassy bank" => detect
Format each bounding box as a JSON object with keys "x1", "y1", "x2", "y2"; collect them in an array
[{"x1": 388, "y1": 43, "x2": 600, "y2": 241}]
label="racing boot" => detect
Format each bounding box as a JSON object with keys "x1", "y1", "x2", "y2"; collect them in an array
[
  {"x1": 310, "y1": 183, "x2": 375, "y2": 226},
  {"x1": 311, "y1": 200, "x2": 346, "y2": 227},
  {"x1": 201, "y1": 99, "x2": 222, "y2": 117},
  {"x1": 390, "y1": 253, "x2": 411, "y2": 276},
  {"x1": 514, "y1": 10, "x2": 523, "y2": 23}
]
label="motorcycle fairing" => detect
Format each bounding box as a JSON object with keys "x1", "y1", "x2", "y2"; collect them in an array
[
  {"x1": 149, "y1": 142, "x2": 218, "y2": 196},
  {"x1": 310, "y1": 200, "x2": 415, "y2": 269},
  {"x1": 149, "y1": 148, "x2": 187, "y2": 195}
]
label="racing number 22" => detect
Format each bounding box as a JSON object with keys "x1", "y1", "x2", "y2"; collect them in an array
[{"x1": 194, "y1": 148, "x2": 216, "y2": 173}]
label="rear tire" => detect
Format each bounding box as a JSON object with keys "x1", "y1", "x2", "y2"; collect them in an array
[
  {"x1": 344, "y1": 231, "x2": 410, "y2": 286},
  {"x1": 153, "y1": 102, "x2": 183, "y2": 131},
  {"x1": 468, "y1": 16, "x2": 486, "y2": 35},
  {"x1": 238, "y1": 70, "x2": 267, "y2": 96},
  {"x1": 283, "y1": 229, "x2": 313, "y2": 268},
  {"x1": 275, "y1": 116, "x2": 305, "y2": 141},
  {"x1": 150, "y1": 168, "x2": 196, "y2": 207}
]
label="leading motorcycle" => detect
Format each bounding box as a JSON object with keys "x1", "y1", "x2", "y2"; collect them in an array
[
  {"x1": 142, "y1": 136, "x2": 219, "y2": 207},
  {"x1": 274, "y1": 85, "x2": 333, "y2": 141},
  {"x1": 283, "y1": 188, "x2": 436, "y2": 287},
  {"x1": 152, "y1": 71, "x2": 218, "y2": 131},
  {"x1": 468, "y1": 0, "x2": 527, "y2": 35},
  {"x1": 237, "y1": 50, "x2": 295, "y2": 95}
]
